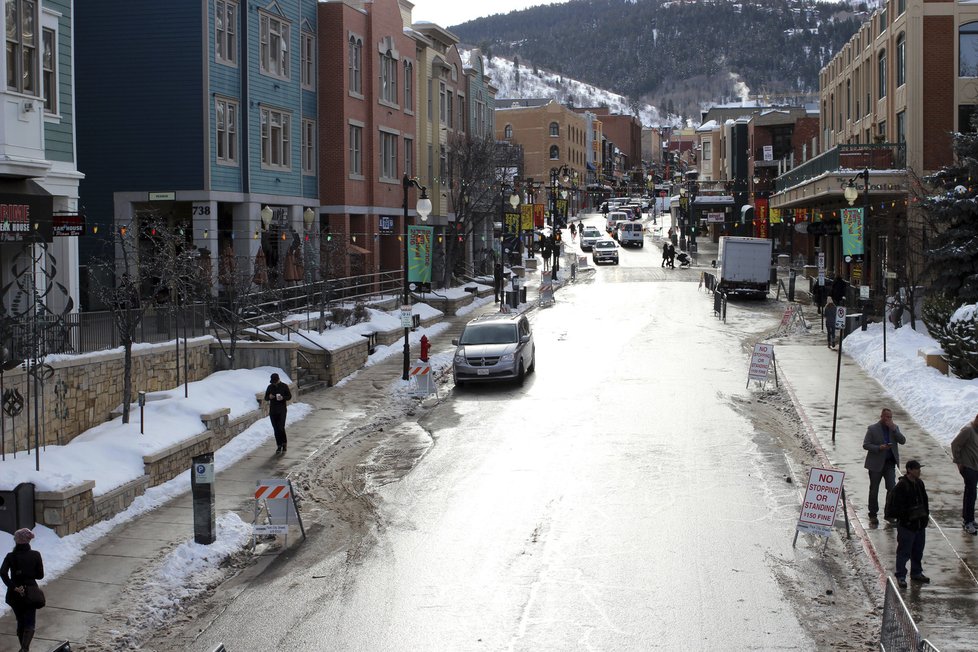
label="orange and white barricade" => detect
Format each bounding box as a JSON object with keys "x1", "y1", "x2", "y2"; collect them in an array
[
  {"x1": 252, "y1": 478, "x2": 305, "y2": 549},
  {"x1": 409, "y1": 360, "x2": 436, "y2": 397}
]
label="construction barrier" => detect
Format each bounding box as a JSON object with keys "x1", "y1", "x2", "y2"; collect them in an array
[
  {"x1": 252, "y1": 478, "x2": 305, "y2": 549},
  {"x1": 409, "y1": 361, "x2": 436, "y2": 396}
]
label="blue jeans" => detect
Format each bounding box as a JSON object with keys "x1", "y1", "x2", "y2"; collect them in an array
[
  {"x1": 895, "y1": 525, "x2": 926, "y2": 579},
  {"x1": 961, "y1": 466, "x2": 978, "y2": 524},
  {"x1": 868, "y1": 459, "x2": 897, "y2": 517}
]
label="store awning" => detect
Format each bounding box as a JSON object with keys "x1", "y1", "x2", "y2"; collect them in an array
[{"x1": 692, "y1": 194, "x2": 735, "y2": 206}]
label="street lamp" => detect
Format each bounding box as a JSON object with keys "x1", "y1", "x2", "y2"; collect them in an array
[
  {"x1": 402, "y1": 174, "x2": 432, "y2": 380},
  {"x1": 549, "y1": 165, "x2": 571, "y2": 229},
  {"x1": 508, "y1": 190, "x2": 521, "y2": 260}
]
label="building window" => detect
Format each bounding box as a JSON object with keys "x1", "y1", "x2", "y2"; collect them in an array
[
  {"x1": 215, "y1": 0, "x2": 237, "y2": 65},
  {"x1": 380, "y1": 50, "x2": 397, "y2": 104},
  {"x1": 404, "y1": 61, "x2": 413, "y2": 112},
  {"x1": 896, "y1": 33, "x2": 905, "y2": 87},
  {"x1": 896, "y1": 111, "x2": 905, "y2": 143},
  {"x1": 458, "y1": 96, "x2": 465, "y2": 133},
  {"x1": 302, "y1": 119, "x2": 314, "y2": 174},
  {"x1": 550, "y1": 145, "x2": 559, "y2": 160},
  {"x1": 898, "y1": 0, "x2": 905, "y2": 16},
  {"x1": 427, "y1": 79, "x2": 432, "y2": 121},
  {"x1": 348, "y1": 36, "x2": 362, "y2": 94},
  {"x1": 6, "y1": 0, "x2": 38, "y2": 95},
  {"x1": 960, "y1": 105, "x2": 978, "y2": 132},
  {"x1": 550, "y1": 122, "x2": 559, "y2": 137},
  {"x1": 216, "y1": 97, "x2": 238, "y2": 165},
  {"x1": 961, "y1": 22, "x2": 978, "y2": 77},
  {"x1": 301, "y1": 32, "x2": 314, "y2": 89},
  {"x1": 41, "y1": 27, "x2": 55, "y2": 112},
  {"x1": 702, "y1": 141, "x2": 711, "y2": 161},
  {"x1": 878, "y1": 121, "x2": 886, "y2": 140},
  {"x1": 439, "y1": 82, "x2": 447, "y2": 125},
  {"x1": 446, "y1": 91, "x2": 453, "y2": 128},
  {"x1": 260, "y1": 107, "x2": 291, "y2": 170},
  {"x1": 439, "y1": 145, "x2": 447, "y2": 181},
  {"x1": 259, "y1": 11, "x2": 290, "y2": 79},
  {"x1": 349, "y1": 124, "x2": 362, "y2": 175},
  {"x1": 846, "y1": 79, "x2": 851, "y2": 120},
  {"x1": 380, "y1": 131, "x2": 397, "y2": 180},
  {"x1": 504, "y1": 124, "x2": 513, "y2": 139},
  {"x1": 879, "y1": 8, "x2": 887, "y2": 32},
  {"x1": 404, "y1": 138, "x2": 413, "y2": 177},
  {"x1": 877, "y1": 50, "x2": 887, "y2": 99}
]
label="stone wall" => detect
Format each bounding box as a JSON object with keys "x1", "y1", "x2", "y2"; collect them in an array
[
  {"x1": 142, "y1": 432, "x2": 214, "y2": 487},
  {"x1": 325, "y1": 340, "x2": 368, "y2": 386},
  {"x1": 0, "y1": 339, "x2": 214, "y2": 455},
  {"x1": 211, "y1": 340, "x2": 298, "y2": 379},
  {"x1": 35, "y1": 481, "x2": 95, "y2": 538},
  {"x1": 92, "y1": 476, "x2": 151, "y2": 523}
]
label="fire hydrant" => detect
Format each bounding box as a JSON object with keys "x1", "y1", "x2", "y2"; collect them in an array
[{"x1": 420, "y1": 334, "x2": 430, "y2": 362}]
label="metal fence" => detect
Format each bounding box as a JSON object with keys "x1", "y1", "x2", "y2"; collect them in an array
[
  {"x1": 775, "y1": 143, "x2": 907, "y2": 193},
  {"x1": 879, "y1": 577, "x2": 941, "y2": 651}
]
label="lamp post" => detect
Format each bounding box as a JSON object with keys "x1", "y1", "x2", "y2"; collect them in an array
[
  {"x1": 508, "y1": 189, "x2": 521, "y2": 261},
  {"x1": 402, "y1": 174, "x2": 432, "y2": 380},
  {"x1": 844, "y1": 168, "x2": 877, "y2": 358},
  {"x1": 549, "y1": 165, "x2": 571, "y2": 229}
]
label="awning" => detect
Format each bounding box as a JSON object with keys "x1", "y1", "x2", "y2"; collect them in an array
[
  {"x1": 0, "y1": 179, "x2": 54, "y2": 243},
  {"x1": 692, "y1": 194, "x2": 735, "y2": 206}
]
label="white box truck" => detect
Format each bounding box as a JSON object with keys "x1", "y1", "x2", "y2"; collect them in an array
[{"x1": 716, "y1": 236, "x2": 773, "y2": 295}]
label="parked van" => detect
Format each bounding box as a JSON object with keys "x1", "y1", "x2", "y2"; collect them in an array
[{"x1": 616, "y1": 221, "x2": 644, "y2": 247}]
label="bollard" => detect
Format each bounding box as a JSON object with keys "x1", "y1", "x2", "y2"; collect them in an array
[
  {"x1": 191, "y1": 452, "x2": 216, "y2": 544},
  {"x1": 138, "y1": 391, "x2": 146, "y2": 435},
  {"x1": 788, "y1": 270, "x2": 796, "y2": 302}
]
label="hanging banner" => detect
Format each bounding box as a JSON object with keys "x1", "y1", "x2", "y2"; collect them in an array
[
  {"x1": 407, "y1": 225, "x2": 433, "y2": 292},
  {"x1": 533, "y1": 204, "x2": 546, "y2": 228},
  {"x1": 520, "y1": 204, "x2": 534, "y2": 231},
  {"x1": 504, "y1": 211, "x2": 520, "y2": 235},
  {"x1": 754, "y1": 198, "x2": 769, "y2": 239},
  {"x1": 769, "y1": 208, "x2": 782, "y2": 224},
  {"x1": 841, "y1": 207, "x2": 864, "y2": 259}
]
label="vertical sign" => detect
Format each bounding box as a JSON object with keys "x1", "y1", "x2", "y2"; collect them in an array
[
  {"x1": 754, "y1": 198, "x2": 769, "y2": 239},
  {"x1": 796, "y1": 467, "x2": 845, "y2": 537},
  {"x1": 817, "y1": 252, "x2": 825, "y2": 286},
  {"x1": 520, "y1": 204, "x2": 534, "y2": 231},
  {"x1": 840, "y1": 207, "x2": 864, "y2": 259},
  {"x1": 533, "y1": 204, "x2": 546, "y2": 228},
  {"x1": 747, "y1": 342, "x2": 774, "y2": 382},
  {"x1": 407, "y1": 225, "x2": 433, "y2": 292}
]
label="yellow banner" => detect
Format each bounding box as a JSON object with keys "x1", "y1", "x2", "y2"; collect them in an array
[
  {"x1": 520, "y1": 205, "x2": 534, "y2": 230},
  {"x1": 770, "y1": 208, "x2": 781, "y2": 224}
]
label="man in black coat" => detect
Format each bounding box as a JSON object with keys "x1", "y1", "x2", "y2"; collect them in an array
[
  {"x1": 889, "y1": 460, "x2": 930, "y2": 588},
  {"x1": 264, "y1": 372, "x2": 292, "y2": 453},
  {"x1": 493, "y1": 262, "x2": 504, "y2": 303}
]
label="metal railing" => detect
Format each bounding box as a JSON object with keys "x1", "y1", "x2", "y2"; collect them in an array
[
  {"x1": 775, "y1": 143, "x2": 907, "y2": 192},
  {"x1": 880, "y1": 576, "x2": 941, "y2": 651}
]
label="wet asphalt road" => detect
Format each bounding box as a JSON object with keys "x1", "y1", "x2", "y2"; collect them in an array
[{"x1": 183, "y1": 240, "x2": 825, "y2": 651}]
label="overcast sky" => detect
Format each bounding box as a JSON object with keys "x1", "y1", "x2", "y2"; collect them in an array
[{"x1": 410, "y1": 0, "x2": 566, "y2": 29}]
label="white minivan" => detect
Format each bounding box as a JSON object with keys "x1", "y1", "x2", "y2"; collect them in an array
[
  {"x1": 616, "y1": 221, "x2": 644, "y2": 247},
  {"x1": 605, "y1": 211, "x2": 630, "y2": 235}
]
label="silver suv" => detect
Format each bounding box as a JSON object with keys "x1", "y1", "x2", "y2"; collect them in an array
[
  {"x1": 453, "y1": 313, "x2": 535, "y2": 387},
  {"x1": 580, "y1": 226, "x2": 603, "y2": 250}
]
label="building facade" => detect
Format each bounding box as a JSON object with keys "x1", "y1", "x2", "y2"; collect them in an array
[
  {"x1": 75, "y1": 0, "x2": 319, "y2": 305},
  {"x1": 1, "y1": 0, "x2": 82, "y2": 324}
]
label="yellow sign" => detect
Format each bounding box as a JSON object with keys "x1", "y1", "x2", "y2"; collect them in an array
[{"x1": 520, "y1": 204, "x2": 534, "y2": 230}]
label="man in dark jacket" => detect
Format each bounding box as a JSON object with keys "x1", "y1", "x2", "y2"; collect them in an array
[
  {"x1": 889, "y1": 459, "x2": 930, "y2": 588},
  {"x1": 863, "y1": 408, "x2": 907, "y2": 525},
  {"x1": 264, "y1": 372, "x2": 292, "y2": 453},
  {"x1": 493, "y1": 262, "x2": 504, "y2": 303}
]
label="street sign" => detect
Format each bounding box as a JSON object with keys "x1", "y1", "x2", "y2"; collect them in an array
[
  {"x1": 747, "y1": 342, "x2": 774, "y2": 382},
  {"x1": 400, "y1": 306, "x2": 413, "y2": 328},
  {"x1": 796, "y1": 467, "x2": 845, "y2": 538},
  {"x1": 253, "y1": 524, "x2": 289, "y2": 535},
  {"x1": 835, "y1": 306, "x2": 846, "y2": 329},
  {"x1": 194, "y1": 462, "x2": 214, "y2": 484}
]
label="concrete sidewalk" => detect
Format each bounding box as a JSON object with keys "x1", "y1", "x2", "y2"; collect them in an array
[
  {"x1": 0, "y1": 272, "x2": 558, "y2": 652},
  {"x1": 776, "y1": 334, "x2": 978, "y2": 649}
]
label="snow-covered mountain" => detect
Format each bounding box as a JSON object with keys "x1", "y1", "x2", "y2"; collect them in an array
[{"x1": 462, "y1": 49, "x2": 672, "y2": 128}]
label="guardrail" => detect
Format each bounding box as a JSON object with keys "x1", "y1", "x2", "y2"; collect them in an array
[{"x1": 775, "y1": 143, "x2": 906, "y2": 192}]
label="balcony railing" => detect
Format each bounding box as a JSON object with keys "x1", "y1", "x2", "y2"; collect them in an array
[{"x1": 775, "y1": 143, "x2": 906, "y2": 193}]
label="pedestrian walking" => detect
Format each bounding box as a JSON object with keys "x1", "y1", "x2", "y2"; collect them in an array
[
  {"x1": 950, "y1": 412, "x2": 978, "y2": 534},
  {"x1": 667, "y1": 242, "x2": 676, "y2": 269},
  {"x1": 540, "y1": 237, "x2": 551, "y2": 272},
  {"x1": 889, "y1": 460, "x2": 930, "y2": 588},
  {"x1": 264, "y1": 372, "x2": 292, "y2": 453},
  {"x1": 570, "y1": 223, "x2": 577, "y2": 239},
  {"x1": 830, "y1": 275, "x2": 847, "y2": 305},
  {"x1": 824, "y1": 297, "x2": 838, "y2": 349},
  {"x1": 493, "y1": 261, "x2": 504, "y2": 303},
  {"x1": 863, "y1": 408, "x2": 906, "y2": 526},
  {"x1": 2, "y1": 528, "x2": 45, "y2": 652},
  {"x1": 661, "y1": 241, "x2": 669, "y2": 268}
]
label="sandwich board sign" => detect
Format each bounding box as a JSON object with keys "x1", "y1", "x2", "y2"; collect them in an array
[
  {"x1": 747, "y1": 342, "x2": 776, "y2": 387},
  {"x1": 794, "y1": 467, "x2": 845, "y2": 545},
  {"x1": 252, "y1": 478, "x2": 306, "y2": 549}
]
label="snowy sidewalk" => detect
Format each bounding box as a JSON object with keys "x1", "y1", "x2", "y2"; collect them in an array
[{"x1": 776, "y1": 333, "x2": 978, "y2": 650}]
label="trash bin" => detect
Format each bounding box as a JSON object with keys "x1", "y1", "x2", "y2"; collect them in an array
[
  {"x1": 505, "y1": 291, "x2": 519, "y2": 309},
  {"x1": 520, "y1": 287, "x2": 527, "y2": 303},
  {"x1": 0, "y1": 483, "x2": 35, "y2": 536},
  {"x1": 844, "y1": 313, "x2": 862, "y2": 337}
]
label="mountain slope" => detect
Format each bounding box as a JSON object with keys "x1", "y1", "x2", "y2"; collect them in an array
[{"x1": 452, "y1": 0, "x2": 864, "y2": 121}]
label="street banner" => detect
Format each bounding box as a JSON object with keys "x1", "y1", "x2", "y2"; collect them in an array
[
  {"x1": 520, "y1": 204, "x2": 534, "y2": 231},
  {"x1": 504, "y1": 211, "x2": 520, "y2": 234},
  {"x1": 796, "y1": 468, "x2": 845, "y2": 537},
  {"x1": 841, "y1": 207, "x2": 864, "y2": 258},
  {"x1": 408, "y1": 225, "x2": 433, "y2": 291},
  {"x1": 769, "y1": 208, "x2": 781, "y2": 224},
  {"x1": 754, "y1": 198, "x2": 769, "y2": 239},
  {"x1": 747, "y1": 342, "x2": 774, "y2": 383},
  {"x1": 533, "y1": 204, "x2": 546, "y2": 228}
]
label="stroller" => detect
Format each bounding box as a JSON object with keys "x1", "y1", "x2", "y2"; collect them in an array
[{"x1": 675, "y1": 251, "x2": 691, "y2": 268}]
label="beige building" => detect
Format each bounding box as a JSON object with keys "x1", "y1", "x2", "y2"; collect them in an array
[{"x1": 496, "y1": 100, "x2": 587, "y2": 205}]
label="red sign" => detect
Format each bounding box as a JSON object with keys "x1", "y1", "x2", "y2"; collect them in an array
[
  {"x1": 658, "y1": 190, "x2": 667, "y2": 197},
  {"x1": 53, "y1": 213, "x2": 85, "y2": 237}
]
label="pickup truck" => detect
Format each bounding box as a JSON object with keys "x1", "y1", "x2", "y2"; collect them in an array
[{"x1": 715, "y1": 236, "x2": 773, "y2": 295}]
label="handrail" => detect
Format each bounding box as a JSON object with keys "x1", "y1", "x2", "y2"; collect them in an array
[{"x1": 774, "y1": 143, "x2": 906, "y2": 192}]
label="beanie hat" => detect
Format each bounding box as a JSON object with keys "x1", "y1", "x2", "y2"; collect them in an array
[{"x1": 13, "y1": 528, "x2": 34, "y2": 545}]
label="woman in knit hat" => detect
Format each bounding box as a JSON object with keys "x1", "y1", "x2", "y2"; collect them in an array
[{"x1": 1, "y1": 528, "x2": 45, "y2": 651}]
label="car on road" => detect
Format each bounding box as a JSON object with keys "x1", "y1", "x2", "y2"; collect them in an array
[
  {"x1": 579, "y1": 226, "x2": 603, "y2": 250},
  {"x1": 605, "y1": 211, "x2": 630, "y2": 235},
  {"x1": 592, "y1": 238, "x2": 620, "y2": 265},
  {"x1": 452, "y1": 313, "x2": 535, "y2": 387}
]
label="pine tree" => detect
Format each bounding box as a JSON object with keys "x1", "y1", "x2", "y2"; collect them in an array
[{"x1": 921, "y1": 123, "x2": 978, "y2": 303}]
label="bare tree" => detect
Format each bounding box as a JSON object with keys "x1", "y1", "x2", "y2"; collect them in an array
[
  {"x1": 443, "y1": 133, "x2": 523, "y2": 288},
  {"x1": 207, "y1": 254, "x2": 268, "y2": 369}
]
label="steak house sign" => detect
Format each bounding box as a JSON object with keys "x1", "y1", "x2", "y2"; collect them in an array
[{"x1": 0, "y1": 188, "x2": 54, "y2": 242}]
